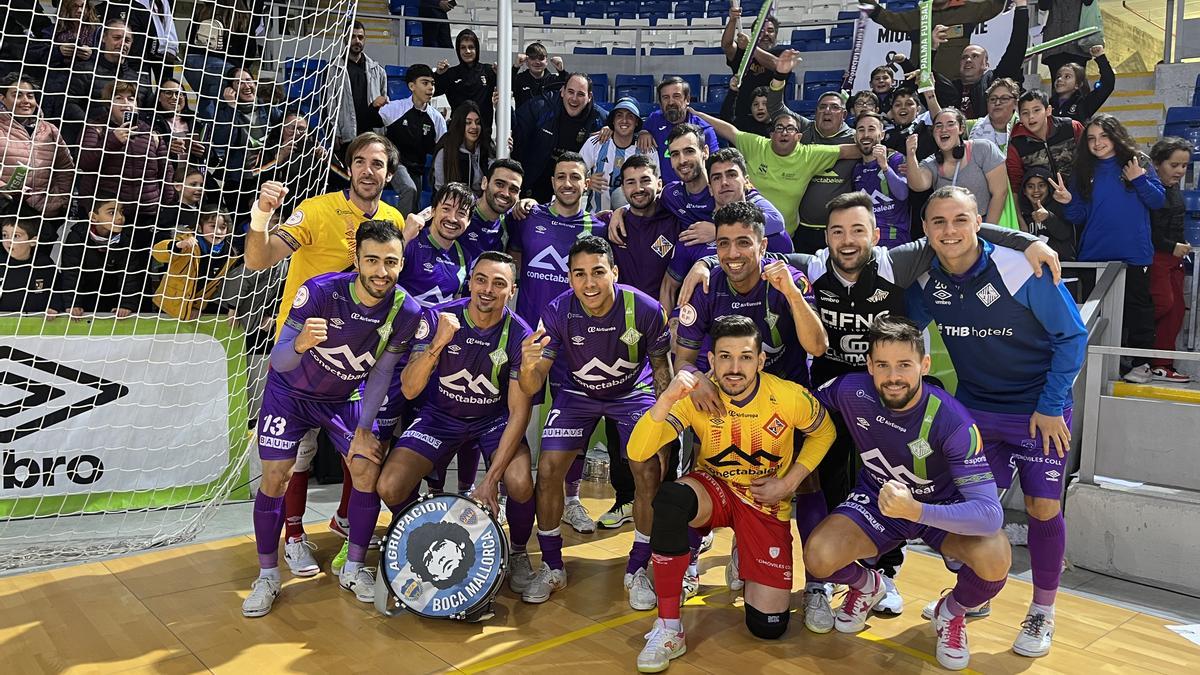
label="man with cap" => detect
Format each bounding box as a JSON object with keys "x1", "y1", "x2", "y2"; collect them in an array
[
  {"x1": 580, "y1": 97, "x2": 659, "y2": 212},
  {"x1": 380, "y1": 63, "x2": 448, "y2": 213}
]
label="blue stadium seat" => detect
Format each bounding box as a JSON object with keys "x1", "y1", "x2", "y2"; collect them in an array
[
  {"x1": 693, "y1": 46, "x2": 725, "y2": 55},
  {"x1": 612, "y1": 47, "x2": 646, "y2": 56},
  {"x1": 826, "y1": 36, "x2": 852, "y2": 51},
  {"x1": 1165, "y1": 107, "x2": 1200, "y2": 125},
  {"x1": 1183, "y1": 190, "x2": 1200, "y2": 244},
  {"x1": 676, "y1": 1, "x2": 706, "y2": 24},
  {"x1": 667, "y1": 74, "x2": 704, "y2": 102},
  {"x1": 405, "y1": 20, "x2": 422, "y2": 37},
  {"x1": 573, "y1": 46, "x2": 607, "y2": 55},
  {"x1": 707, "y1": 1, "x2": 731, "y2": 19},
  {"x1": 576, "y1": 4, "x2": 606, "y2": 24},
  {"x1": 590, "y1": 73, "x2": 610, "y2": 104},
  {"x1": 384, "y1": 65, "x2": 407, "y2": 79},
  {"x1": 651, "y1": 47, "x2": 685, "y2": 56},
  {"x1": 408, "y1": 35, "x2": 423, "y2": 47},
  {"x1": 639, "y1": 1, "x2": 671, "y2": 25},
  {"x1": 283, "y1": 59, "x2": 328, "y2": 104},
  {"x1": 830, "y1": 24, "x2": 854, "y2": 39},
  {"x1": 837, "y1": 11, "x2": 861, "y2": 21},
  {"x1": 615, "y1": 74, "x2": 654, "y2": 106},
  {"x1": 789, "y1": 99, "x2": 819, "y2": 118},
  {"x1": 389, "y1": 0, "x2": 405, "y2": 15},
  {"x1": 385, "y1": 65, "x2": 409, "y2": 101},
  {"x1": 791, "y1": 28, "x2": 826, "y2": 44},
  {"x1": 706, "y1": 73, "x2": 732, "y2": 105},
  {"x1": 803, "y1": 69, "x2": 846, "y2": 100},
  {"x1": 606, "y1": 0, "x2": 638, "y2": 23},
  {"x1": 792, "y1": 39, "x2": 822, "y2": 52}
]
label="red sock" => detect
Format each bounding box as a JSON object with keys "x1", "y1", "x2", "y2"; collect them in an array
[
  {"x1": 336, "y1": 461, "x2": 352, "y2": 520},
  {"x1": 652, "y1": 552, "x2": 690, "y2": 620},
  {"x1": 283, "y1": 470, "x2": 309, "y2": 541}
]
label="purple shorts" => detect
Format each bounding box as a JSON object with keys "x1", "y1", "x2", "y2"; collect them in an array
[
  {"x1": 970, "y1": 407, "x2": 1072, "y2": 500},
  {"x1": 541, "y1": 389, "x2": 655, "y2": 457},
  {"x1": 832, "y1": 483, "x2": 950, "y2": 555},
  {"x1": 257, "y1": 385, "x2": 360, "y2": 462},
  {"x1": 397, "y1": 405, "x2": 507, "y2": 465}
]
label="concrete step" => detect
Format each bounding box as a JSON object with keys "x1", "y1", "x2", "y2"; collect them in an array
[{"x1": 1112, "y1": 380, "x2": 1200, "y2": 404}]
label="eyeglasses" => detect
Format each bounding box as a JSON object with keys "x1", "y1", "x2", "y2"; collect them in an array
[
  {"x1": 987, "y1": 95, "x2": 1015, "y2": 104},
  {"x1": 161, "y1": 90, "x2": 182, "y2": 98},
  {"x1": 816, "y1": 103, "x2": 844, "y2": 112},
  {"x1": 772, "y1": 125, "x2": 800, "y2": 134}
]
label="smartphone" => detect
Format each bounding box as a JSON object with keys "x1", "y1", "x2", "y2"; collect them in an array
[
  {"x1": 946, "y1": 24, "x2": 964, "y2": 39},
  {"x1": 123, "y1": 110, "x2": 135, "y2": 127}
]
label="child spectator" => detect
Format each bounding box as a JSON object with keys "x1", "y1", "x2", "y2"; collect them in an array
[
  {"x1": 1020, "y1": 168, "x2": 1075, "y2": 260},
  {"x1": 1146, "y1": 137, "x2": 1194, "y2": 383},
  {"x1": 49, "y1": 195, "x2": 143, "y2": 319},
  {"x1": 849, "y1": 91, "x2": 881, "y2": 124},
  {"x1": 1049, "y1": 45, "x2": 1114, "y2": 123},
  {"x1": 512, "y1": 42, "x2": 566, "y2": 109},
  {"x1": 0, "y1": 210, "x2": 56, "y2": 313},
  {"x1": 158, "y1": 167, "x2": 206, "y2": 236},
  {"x1": 432, "y1": 100, "x2": 493, "y2": 196},
  {"x1": 152, "y1": 208, "x2": 238, "y2": 320},
  {"x1": 380, "y1": 63, "x2": 447, "y2": 212}
]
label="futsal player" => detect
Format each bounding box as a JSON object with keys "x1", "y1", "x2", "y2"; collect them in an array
[
  {"x1": 628, "y1": 315, "x2": 835, "y2": 672},
  {"x1": 804, "y1": 317, "x2": 1011, "y2": 670}
]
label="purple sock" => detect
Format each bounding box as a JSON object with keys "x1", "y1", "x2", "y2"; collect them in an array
[
  {"x1": 253, "y1": 491, "x2": 286, "y2": 570},
  {"x1": 1027, "y1": 512, "x2": 1065, "y2": 606},
  {"x1": 565, "y1": 455, "x2": 584, "y2": 498},
  {"x1": 386, "y1": 486, "x2": 421, "y2": 516},
  {"x1": 794, "y1": 491, "x2": 828, "y2": 582},
  {"x1": 627, "y1": 536, "x2": 653, "y2": 575},
  {"x1": 687, "y1": 527, "x2": 702, "y2": 564},
  {"x1": 823, "y1": 562, "x2": 868, "y2": 588},
  {"x1": 457, "y1": 445, "x2": 482, "y2": 493},
  {"x1": 951, "y1": 565, "x2": 1006, "y2": 610},
  {"x1": 538, "y1": 529, "x2": 564, "y2": 570},
  {"x1": 506, "y1": 495, "x2": 535, "y2": 553},
  {"x1": 347, "y1": 487, "x2": 381, "y2": 565}
]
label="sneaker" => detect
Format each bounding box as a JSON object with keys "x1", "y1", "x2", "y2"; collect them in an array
[
  {"x1": 803, "y1": 586, "x2": 835, "y2": 634},
  {"x1": 329, "y1": 515, "x2": 382, "y2": 549},
  {"x1": 521, "y1": 563, "x2": 567, "y2": 604},
  {"x1": 1151, "y1": 366, "x2": 1191, "y2": 383},
  {"x1": 834, "y1": 570, "x2": 886, "y2": 633},
  {"x1": 508, "y1": 552, "x2": 535, "y2": 594},
  {"x1": 562, "y1": 501, "x2": 596, "y2": 534},
  {"x1": 637, "y1": 619, "x2": 687, "y2": 673},
  {"x1": 873, "y1": 574, "x2": 904, "y2": 615},
  {"x1": 339, "y1": 565, "x2": 376, "y2": 603},
  {"x1": 241, "y1": 576, "x2": 281, "y2": 617},
  {"x1": 931, "y1": 598, "x2": 971, "y2": 670},
  {"x1": 625, "y1": 568, "x2": 657, "y2": 610},
  {"x1": 725, "y1": 543, "x2": 744, "y2": 591},
  {"x1": 330, "y1": 540, "x2": 349, "y2": 576},
  {"x1": 1122, "y1": 364, "x2": 1153, "y2": 384},
  {"x1": 682, "y1": 573, "x2": 699, "y2": 601},
  {"x1": 698, "y1": 531, "x2": 715, "y2": 554},
  {"x1": 597, "y1": 501, "x2": 634, "y2": 529},
  {"x1": 1012, "y1": 609, "x2": 1055, "y2": 657},
  {"x1": 283, "y1": 535, "x2": 320, "y2": 577},
  {"x1": 921, "y1": 596, "x2": 990, "y2": 620}
]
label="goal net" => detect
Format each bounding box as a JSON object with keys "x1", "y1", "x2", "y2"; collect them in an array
[{"x1": 0, "y1": 0, "x2": 353, "y2": 570}]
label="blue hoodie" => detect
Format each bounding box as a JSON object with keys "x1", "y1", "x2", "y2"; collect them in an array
[{"x1": 1066, "y1": 155, "x2": 1165, "y2": 266}]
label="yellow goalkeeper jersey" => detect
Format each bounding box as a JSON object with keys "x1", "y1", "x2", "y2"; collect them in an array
[
  {"x1": 629, "y1": 372, "x2": 834, "y2": 522},
  {"x1": 272, "y1": 191, "x2": 405, "y2": 336}
]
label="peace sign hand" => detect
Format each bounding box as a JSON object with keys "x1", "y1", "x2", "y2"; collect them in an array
[{"x1": 1047, "y1": 172, "x2": 1072, "y2": 205}]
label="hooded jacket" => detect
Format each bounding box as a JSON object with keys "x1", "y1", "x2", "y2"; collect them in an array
[
  {"x1": 434, "y1": 29, "x2": 497, "y2": 135},
  {"x1": 511, "y1": 90, "x2": 607, "y2": 200}
]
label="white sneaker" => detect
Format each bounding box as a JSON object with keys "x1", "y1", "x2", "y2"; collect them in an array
[
  {"x1": 682, "y1": 573, "x2": 699, "y2": 601},
  {"x1": 725, "y1": 542, "x2": 744, "y2": 591},
  {"x1": 834, "y1": 570, "x2": 886, "y2": 633},
  {"x1": 873, "y1": 574, "x2": 904, "y2": 615},
  {"x1": 562, "y1": 501, "x2": 596, "y2": 534},
  {"x1": 1151, "y1": 366, "x2": 1191, "y2": 383},
  {"x1": 921, "y1": 596, "x2": 990, "y2": 620},
  {"x1": 803, "y1": 586, "x2": 835, "y2": 634},
  {"x1": 508, "y1": 552, "x2": 535, "y2": 594},
  {"x1": 625, "y1": 568, "x2": 657, "y2": 610},
  {"x1": 637, "y1": 619, "x2": 686, "y2": 673},
  {"x1": 283, "y1": 535, "x2": 320, "y2": 577},
  {"x1": 1122, "y1": 364, "x2": 1153, "y2": 384},
  {"x1": 698, "y1": 531, "x2": 715, "y2": 554},
  {"x1": 339, "y1": 566, "x2": 376, "y2": 603},
  {"x1": 931, "y1": 598, "x2": 971, "y2": 670},
  {"x1": 242, "y1": 576, "x2": 281, "y2": 617},
  {"x1": 1012, "y1": 609, "x2": 1055, "y2": 657},
  {"x1": 521, "y1": 563, "x2": 567, "y2": 604}
]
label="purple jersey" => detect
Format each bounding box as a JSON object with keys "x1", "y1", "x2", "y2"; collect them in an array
[
  {"x1": 462, "y1": 207, "x2": 506, "y2": 263},
  {"x1": 412, "y1": 298, "x2": 532, "y2": 419},
  {"x1": 540, "y1": 284, "x2": 670, "y2": 400},
  {"x1": 397, "y1": 231, "x2": 468, "y2": 307},
  {"x1": 815, "y1": 373, "x2": 995, "y2": 504},
  {"x1": 599, "y1": 205, "x2": 681, "y2": 299},
  {"x1": 851, "y1": 152, "x2": 911, "y2": 247},
  {"x1": 675, "y1": 263, "x2": 813, "y2": 385},
  {"x1": 507, "y1": 204, "x2": 605, "y2": 326},
  {"x1": 271, "y1": 272, "x2": 424, "y2": 402},
  {"x1": 663, "y1": 187, "x2": 793, "y2": 281}
]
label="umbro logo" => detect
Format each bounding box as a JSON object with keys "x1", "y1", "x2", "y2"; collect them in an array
[
  {"x1": 0, "y1": 347, "x2": 130, "y2": 443},
  {"x1": 708, "y1": 444, "x2": 783, "y2": 468},
  {"x1": 933, "y1": 289, "x2": 953, "y2": 302},
  {"x1": 330, "y1": 317, "x2": 344, "y2": 329},
  {"x1": 1046, "y1": 470, "x2": 1061, "y2": 481},
  {"x1": 856, "y1": 417, "x2": 871, "y2": 430},
  {"x1": 819, "y1": 289, "x2": 840, "y2": 301}
]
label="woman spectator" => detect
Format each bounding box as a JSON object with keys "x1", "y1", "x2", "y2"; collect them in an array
[
  {"x1": 0, "y1": 210, "x2": 56, "y2": 313},
  {"x1": 968, "y1": 77, "x2": 1020, "y2": 151},
  {"x1": 432, "y1": 101, "x2": 491, "y2": 196},
  {"x1": 1146, "y1": 137, "x2": 1194, "y2": 383},
  {"x1": 905, "y1": 107, "x2": 1010, "y2": 225},
  {"x1": 151, "y1": 208, "x2": 239, "y2": 320},
  {"x1": 1057, "y1": 113, "x2": 1164, "y2": 383},
  {"x1": 49, "y1": 0, "x2": 100, "y2": 71},
  {"x1": 146, "y1": 76, "x2": 206, "y2": 168},
  {"x1": 1049, "y1": 45, "x2": 1114, "y2": 123},
  {"x1": 184, "y1": 0, "x2": 260, "y2": 113},
  {"x1": 255, "y1": 111, "x2": 326, "y2": 215},
  {"x1": 0, "y1": 73, "x2": 75, "y2": 231}
]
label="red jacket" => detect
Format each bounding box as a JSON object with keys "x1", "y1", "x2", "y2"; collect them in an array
[
  {"x1": 0, "y1": 111, "x2": 74, "y2": 217},
  {"x1": 78, "y1": 120, "x2": 175, "y2": 216}
]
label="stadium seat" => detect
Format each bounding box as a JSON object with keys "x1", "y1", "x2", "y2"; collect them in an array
[
  {"x1": 573, "y1": 46, "x2": 607, "y2": 55},
  {"x1": 577, "y1": 5, "x2": 606, "y2": 24},
  {"x1": 651, "y1": 47, "x2": 685, "y2": 56},
  {"x1": 803, "y1": 69, "x2": 846, "y2": 100},
  {"x1": 789, "y1": 98, "x2": 819, "y2": 118},
  {"x1": 612, "y1": 47, "x2": 646, "y2": 56},
  {"x1": 693, "y1": 46, "x2": 725, "y2": 55},
  {"x1": 606, "y1": 0, "x2": 638, "y2": 23},
  {"x1": 826, "y1": 36, "x2": 852, "y2": 51},
  {"x1": 707, "y1": 1, "x2": 731, "y2": 19},
  {"x1": 838, "y1": 10, "x2": 861, "y2": 21},
  {"x1": 615, "y1": 74, "x2": 654, "y2": 105},
  {"x1": 667, "y1": 74, "x2": 704, "y2": 101},
  {"x1": 706, "y1": 73, "x2": 732, "y2": 106},
  {"x1": 791, "y1": 28, "x2": 826, "y2": 44},
  {"x1": 590, "y1": 73, "x2": 610, "y2": 104},
  {"x1": 675, "y1": 1, "x2": 706, "y2": 24},
  {"x1": 830, "y1": 24, "x2": 854, "y2": 39}
]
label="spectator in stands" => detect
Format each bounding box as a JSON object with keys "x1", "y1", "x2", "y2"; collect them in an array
[
  {"x1": 50, "y1": 0, "x2": 100, "y2": 71},
  {"x1": 906, "y1": 108, "x2": 1009, "y2": 225},
  {"x1": 183, "y1": 0, "x2": 260, "y2": 113},
  {"x1": 336, "y1": 21, "x2": 387, "y2": 149},
  {"x1": 1050, "y1": 45, "x2": 1114, "y2": 123},
  {"x1": 968, "y1": 77, "x2": 1020, "y2": 150},
  {"x1": 1007, "y1": 90, "x2": 1083, "y2": 223},
  {"x1": 1146, "y1": 137, "x2": 1194, "y2": 383},
  {"x1": 931, "y1": 0, "x2": 1030, "y2": 120},
  {"x1": 720, "y1": 6, "x2": 785, "y2": 127},
  {"x1": 863, "y1": 0, "x2": 1011, "y2": 75},
  {"x1": 0, "y1": 0, "x2": 53, "y2": 81},
  {"x1": 380, "y1": 63, "x2": 446, "y2": 213},
  {"x1": 93, "y1": 0, "x2": 180, "y2": 77},
  {"x1": 432, "y1": 100, "x2": 492, "y2": 197},
  {"x1": 795, "y1": 92, "x2": 859, "y2": 252},
  {"x1": 869, "y1": 55, "x2": 918, "y2": 112},
  {"x1": 152, "y1": 207, "x2": 238, "y2": 320},
  {"x1": 580, "y1": 98, "x2": 656, "y2": 212},
  {"x1": 419, "y1": 0, "x2": 454, "y2": 49},
  {"x1": 257, "y1": 111, "x2": 326, "y2": 215},
  {"x1": 435, "y1": 29, "x2": 496, "y2": 141},
  {"x1": 723, "y1": 84, "x2": 784, "y2": 138},
  {"x1": 147, "y1": 75, "x2": 204, "y2": 167},
  {"x1": 0, "y1": 209, "x2": 55, "y2": 312},
  {"x1": 202, "y1": 66, "x2": 274, "y2": 206},
  {"x1": 0, "y1": 74, "x2": 74, "y2": 226},
  {"x1": 852, "y1": 112, "x2": 911, "y2": 248},
  {"x1": 55, "y1": 18, "x2": 151, "y2": 142},
  {"x1": 1020, "y1": 168, "x2": 1075, "y2": 260},
  {"x1": 48, "y1": 194, "x2": 142, "y2": 318},
  {"x1": 1058, "y1": 113, "x2": 1164, "y2": 383},
  {"x1": 511, "y1": 73, "x2": 607, "y2": 202},
  {"x1": 849, "y1": 91, "x2": 881, "y2": 122},
  {"x1": 1037, "y1": 0, "x2": 1097, "y2": 78},
  {"x1": 79, "y1": 80, "x2": 175, "y2": 250},
  {"x1": 638, "y1": 76, "x2": 718, "y2": 185},
  {"x1": 513, "y1": 42, "x2": 565, "y2": 109},
  {"x1": 157, "y1": 166, "x2": 204, "y2": 235},
  {"x1": 883, "y1": 87, "x2": 939, "y2": 159}
]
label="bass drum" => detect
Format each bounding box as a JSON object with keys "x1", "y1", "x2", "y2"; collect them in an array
[{"x1": 376, "y1": 492, "x2": 509, "y2": 621}]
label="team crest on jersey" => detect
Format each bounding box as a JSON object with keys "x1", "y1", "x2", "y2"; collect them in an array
[
  {"x1": 765, "y1": 311, "x2": 779, "y2": 329},
  {"x1": 489, "y1": 348, "x2": 508, "y2": 366},
  {"x1": 976, "y1": 283, "x2": 1001, "y2": 307},
  {"x1": 651, "y1": 235, "x2": 674, "y2": 258},
  {"x1": 620, "y1": 328, "x2": 642, "y2": 346},
  {"x1": 908, "y1": 438, "x2": 933, "y2": 460},
  {"x1": 415, "y1": 317, "x2": 431, "y2": 340},
  {"x1": 678, "y1": 304, "x2": 697, "y2": 326},
  {"x1": 285, "y1": 209, "x2": 304, "y2": 226},
  {"x1": 768, "y1": 547, "x2": 781, "y2": 559},
  {"x1": 763, "y1": 414, "x2": 787, "y2": 439},
  {"x1": 867, "y1": 289, "x2": 890, "y2": 302},
  {"x1": 292, "y1": 285, "x2": 309, "y2": 308}
]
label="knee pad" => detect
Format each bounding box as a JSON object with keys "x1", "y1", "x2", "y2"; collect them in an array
[
  {"x1": 651, "y1": 482, "x2": 699, "y2": 556},
  {"x1": 745, "y1": 603, "x2": 790, "y2": 640}
]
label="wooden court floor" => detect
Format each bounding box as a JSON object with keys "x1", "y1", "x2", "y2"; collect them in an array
[{"x1": 2, "y1": 492, "x2": 1197, "y2": 674}]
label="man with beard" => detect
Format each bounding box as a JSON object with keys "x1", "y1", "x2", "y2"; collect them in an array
[
  {"x1": 852, "y1": 112, "x2": 912, "y2": 248},
  {"x1": 606, "y1": 155, "x2": 679, "y2": 301},
  {"x1": 242, "y1": 220, "x2": 425, "y2": 617},
  {"x1": 794, "y1": 92, "x2": 859, "y2": 253},
  {"x1": 336, "y1": 21, "x2": 388, "y2": 147},
  {"x1": 396, "y1": 183, "x2": 476, "y2": 307},
  {"x1": 461, "y1": 158, "x2": 525, "y2": 262},
  {"x1": 720, "y1": 6, "x2": 787, "y2": 128},
  {"x1": 513, "y1": 73, "x2": 607, "y2": 202},
  {"x1": 629, "y1": 315, "x2": 835, "y2": 673},
  {"x1": 519, "y1": 236, "x2": 672, "y2": 608},
  {"x1": 244, "y1": 133, "x2": 406, "y2": 580},
  {"x1": 640, "y1": 77, "x2": 718, "y2": 185},
  {"x1": 352, "y1": 252, "x2": 540, "y2": 598},
  {"x1": 581, "y1": 98, "x2": 657, "y2": 212},
  {"x1": 435, "y1": 29, "x2": 497, "y2": 143},
  {"x1": 805, "y1": 316, "x2": 1010, "y2": 672}
]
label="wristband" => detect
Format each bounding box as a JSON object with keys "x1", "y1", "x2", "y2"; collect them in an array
[{"x1": 249, "y1": 203, "x2": 273, "y2": 233}]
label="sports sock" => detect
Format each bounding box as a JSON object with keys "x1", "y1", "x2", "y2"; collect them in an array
[
  {"x1": 506, "y1": 495, "x2": 535, "y2": 554},
  {"x1": 950, "y1": 565, "x2": 1006, "y2": 612},
  {"x1": 686, "y1": 527, "x2": 702, "y2": 576},
  {"x1": 565, "y1": 454, "x2": 584, "y2": 500},
  {"x1": 347, "y1": 486, "x2": 380, "y2": 565},
  {"x1": 253, "y1": 491, "x2": 286, "y2": 570},
  {"x1": 1027, "y1": 512, "x2": 1065, "y2": 607},
  {"x1": 283, "y1": 470, "x2": 309, "y2": 541},
  {"x1": 794, "y1": 491, "x2": 828, "y2": 582},
  {"x1": 258, "y1": 567, "x2": 281, "y2": 582},
  {"x1": 627, "y1": 530, "x2": 652, "y2": 575},
  {"x1": 537, "y1": 528, "x2": 564, "y2": 570},
  {"x1": 823, "y1": 562, "x2": 870, "y2": 590},
  {"x1": 652, "y1": 552, "x2": 690, "y2": 620},
  {"x1": 336, "y1": 461, "x2": 352, "y2": 520},
  {"x1": 386, "y1": 486, "x2": 421, "y2": 516},
  {"x1": 457, "y1": 445, "x2": 481, "y2": 494}
]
